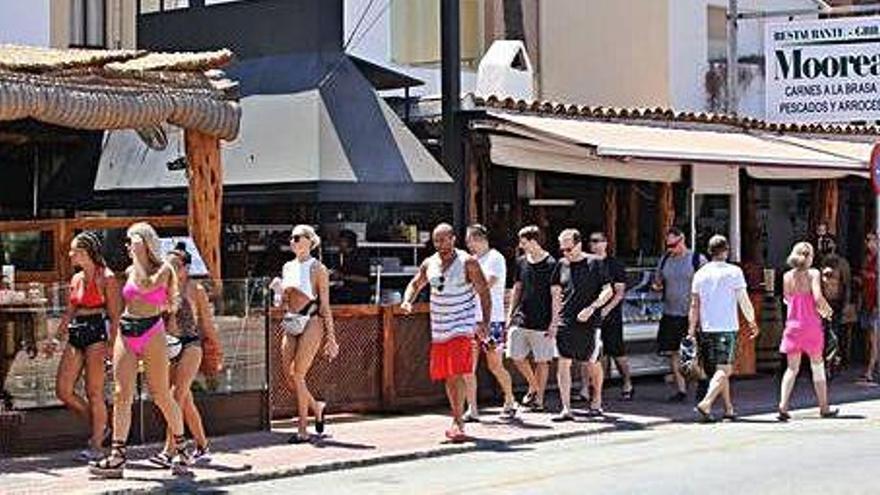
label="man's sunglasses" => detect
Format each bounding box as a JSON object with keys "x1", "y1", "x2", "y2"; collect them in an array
[
  {"x1": 589, "y1": 238, "x2": 606, "y2": 244},
  {"x1": 291, "y1": 234, "x2": 303, "y2": 243},
  {"x1": 560, "y1": 247, "x2": 574, "y2": 254}
]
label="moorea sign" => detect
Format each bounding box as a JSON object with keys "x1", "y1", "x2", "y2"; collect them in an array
[{"x1": 766, "y1": 16, "x2": 880, "y2": 123}]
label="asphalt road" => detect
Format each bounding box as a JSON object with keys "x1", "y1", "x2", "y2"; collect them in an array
[{"x1": 227, "y1": 399, "x2": 880, "y2": 495}]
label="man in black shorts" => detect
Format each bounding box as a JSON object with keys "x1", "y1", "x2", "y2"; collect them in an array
[
  {"x1": 582, "y1": 231, "x2": 634, "y2": 401},
  {"x1": 653, "y1": 227, "x2": 706, "y2": 402},
  {"x1": 551, "y1": 229, "x2": 613, "y2": 421}
]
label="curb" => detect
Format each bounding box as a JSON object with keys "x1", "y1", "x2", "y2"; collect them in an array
[{"x1": 109, "y1": 415, "x2": 676, "y2": 495}]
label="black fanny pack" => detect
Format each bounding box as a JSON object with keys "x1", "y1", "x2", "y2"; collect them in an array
[{"x1": 120, "y1": 315, "x2": 161, "y2": 338}]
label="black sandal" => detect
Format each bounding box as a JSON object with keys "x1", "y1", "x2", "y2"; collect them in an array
[
  {"x1": 820, "y1": 408, "x2": 840, "y2": 419},
  {"x1": 315, "y1": 401, "x2": 327, "y2": 435},
  {"x1": 89, "y1": 442, "x2": 126, "y2": 479},
  {"x1": 777, "y1": 408, "x2": 791, "y2": 422},
  {"x1": 694, "y1": 406, "x2": 715, "y2": 423},
  {"x1": 288, "y1": 433, "x2": 311, "y2": 444},
  {"x1": 621, "y1": 388, "x2": 635, "y2": 401}
]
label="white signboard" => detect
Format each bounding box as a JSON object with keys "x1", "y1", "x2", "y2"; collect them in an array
[
  {"x1": 765, "y1": 16, "x2": 880, "y2": 123},
  {"x1": 159, "y1": 237, "x2": 209, "y2": 277}
]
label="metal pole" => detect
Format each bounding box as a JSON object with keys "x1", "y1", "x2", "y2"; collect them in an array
[
  {"x1": 727, "y1": 0, "x2": 738, "y2": 115},
  {"x1": 441, "y1": 0, "x2": 463, "y2": 231},
  {"x1": 875, "y1": 196, "x2": 880, "y2": 333},
  {"x1": 32, "y1": 147, "x2": 39, "y2": 218}
]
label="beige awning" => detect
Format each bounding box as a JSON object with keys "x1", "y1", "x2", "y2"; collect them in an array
[{"x1": 481, "y1": 110, "x2": 874, "y2": 180}]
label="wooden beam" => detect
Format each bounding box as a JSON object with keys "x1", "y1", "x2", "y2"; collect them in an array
[
  {"x1": 604, "y1": 182, "x2": 617, "y2": 255},
  {"x1": 626, "y1": 183, "x2": 639, "y2": 253},
  {"x1": 657, "y1": 182, "x2": 675, "y2": 251},
  {"x1": 184, "y1": 130, "x2": 223, "y2": 285}
]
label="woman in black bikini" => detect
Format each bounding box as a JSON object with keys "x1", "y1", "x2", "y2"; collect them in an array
[{"x1": 48, "y1": 232, "x2": 121, "y2": 462}]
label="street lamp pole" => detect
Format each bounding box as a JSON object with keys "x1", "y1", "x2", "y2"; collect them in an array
[{"x1": 727, "y1": 0, "x2": 738, "y2": 115}]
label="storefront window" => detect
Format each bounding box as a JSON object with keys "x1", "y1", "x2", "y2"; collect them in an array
[
  {"x1": 694, "y1": 194, "x2": 732, "y2": 259},
  {"x1": 0, "y1": 230, "x2": 55, "y2": 273}
]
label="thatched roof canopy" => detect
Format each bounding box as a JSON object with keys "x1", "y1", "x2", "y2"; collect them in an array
[{"x1": 0, "y1": 45, "x2": 240, "y2": 140}]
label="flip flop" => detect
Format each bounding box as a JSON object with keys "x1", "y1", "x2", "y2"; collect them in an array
[
  {"x1": 621, "y1": 388, "x2": 635, "y2": 401},
  {"x1": 288, "y1": 433, "x2": 311, "y2": 444}
]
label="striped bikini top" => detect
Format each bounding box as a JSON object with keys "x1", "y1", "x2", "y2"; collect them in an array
[{"x1": 427, "y1": 249, "x2": 476, "y2": 342}]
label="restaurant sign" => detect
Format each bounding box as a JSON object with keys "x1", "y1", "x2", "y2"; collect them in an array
[{"x1": 765, "y1": 16, "x2": 880, "y2": 123}]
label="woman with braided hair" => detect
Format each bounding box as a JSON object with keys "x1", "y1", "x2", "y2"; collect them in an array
[{"x1": 47, "y1": 231, "x2": 121, "y2": 462}]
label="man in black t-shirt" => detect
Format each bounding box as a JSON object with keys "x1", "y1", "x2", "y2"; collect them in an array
[
  {"x1": 581, "y1": 231, "x2": 634, "y2": 402},
  {"x1": 506, "y1": 225, "x2": 557, "y2": 412},
  {"x1": 551, "y1": 229, "x2": 613, "y2": 422}
]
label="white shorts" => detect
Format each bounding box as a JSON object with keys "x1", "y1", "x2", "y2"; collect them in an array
[{"x1": 506, "y1": 326, "x2": 557, "y2": 362}]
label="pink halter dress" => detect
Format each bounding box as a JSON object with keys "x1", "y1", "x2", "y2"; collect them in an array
[{"x1": 780, "y1": 290, "x2": 824, "y2": 358}]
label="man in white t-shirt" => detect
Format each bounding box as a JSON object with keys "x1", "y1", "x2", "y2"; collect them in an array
[
  {"x1": 464, "y1": 224, "x2": 516, "y2": 421},
  {"x1": 689, "y1": 235, "x2": 759, "y2": 422}
]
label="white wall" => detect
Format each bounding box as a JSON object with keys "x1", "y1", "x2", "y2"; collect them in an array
[
  {"x1": 668, "y1": 0, "x2": 821, "y2": 117},
  {"x1": 343, "y1": 0, "x2": 477, "y2": 97},
  {"x1": 0, "y1": 0, "x2": 51, "y2": 46}
]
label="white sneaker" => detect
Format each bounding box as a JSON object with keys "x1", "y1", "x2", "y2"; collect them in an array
[{"x1": 191, "y1": 445, "x2": 211, "y2": 465}]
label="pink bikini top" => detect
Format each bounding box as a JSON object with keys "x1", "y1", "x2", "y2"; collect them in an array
[{"x1": 122, "y1": 280, "x2": 168, "y2": 307}]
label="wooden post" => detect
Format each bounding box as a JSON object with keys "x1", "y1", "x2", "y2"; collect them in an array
[
  {"x1": 626, "y1": 183, "x2": 639, "y2": 253},
  {"x1": 184, "y1": 130, "x2": 223, "y2": 286},
  {"x1": 657, "y1": 182, "x2": 675, "y2": 251},
  {"x1": 604, "y1": 182, "x2": 617, "y2": 254}
]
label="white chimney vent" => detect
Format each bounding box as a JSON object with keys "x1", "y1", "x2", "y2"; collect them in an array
[{"x1": 476, "y1": 40, "x2": 535, "y2": 101}]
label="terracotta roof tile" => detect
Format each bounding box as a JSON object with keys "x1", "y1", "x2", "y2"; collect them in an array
[{"x1": 475, "y1": 94, "x2": 880, "y2": 136}]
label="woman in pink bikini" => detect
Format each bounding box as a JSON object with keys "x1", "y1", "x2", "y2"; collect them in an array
[
  {"x1": 90, "y1": 222, "x2": 189, "y2": 478},
  {"x1": 778, "y1": 242, "x2": 839, "y2": 421}
]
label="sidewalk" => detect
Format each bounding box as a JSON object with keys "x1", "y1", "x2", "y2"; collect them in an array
[{"x1": 2, "y1": 370, "x2": 878, "y2": 495}]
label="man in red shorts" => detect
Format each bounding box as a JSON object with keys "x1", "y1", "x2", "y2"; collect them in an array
[{"x1": 402, "y1": 223, "x2": 490, "y2": 441}]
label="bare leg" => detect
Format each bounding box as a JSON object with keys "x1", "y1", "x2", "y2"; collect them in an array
[
  {"x1": 779, "y1": 352, "x2": 801, "y2": 413},
  {"x1": 615, "y1": 356, "x2": 633, "y2": 393},
  {"x1": 579, "y1": 361, "x2": 591, "y2": 399},
  {"x1": 291, "y1": 319, "x2": 324, "y2": 437},
  {"x1": 55, "y1": 345, "x2": 88, "y2": 419},
  {"x1": 464, "y1": 341, "x2": 479, "y2": 416},
  {"x1": 588, "y1": 360, "x2": 604, "y2": 410},
  {"x1": 513, "y1": 358, "x2": 538, "y2": 398},
  {"x1": 670, "y1": 351, "x2": 687, "y2": 394},
  {"x1": 557, "y1": 358, "x2": 573, "y2": 414},
  {"x1": 142, "y1": 332, "x2": 185, "y2": 444},
  {"x1": 810, "y1": 355, "x2": 832, "y2": 414},
  {"x1": 83, "y1": 343, "x2": 108, "y2": 448},
  {"x1": 535, "y1": 361, "x2": 550, "y2": 406},
  {"x1": 445, "y1": 375, "x2": 467, "y2": 431},
  {"x1": 697, "y1": 365, "x2": 732, "y2": 414},
  {"x1": 864, "y1": 329, "x2": 878, "y2": 380},
  {"x1": 111, "y1": 337, "x2": 138, "y2": 445},
  {"x1": 485, "y1": 349, "x2": 514, "y2": 406},
  {"x1": 168, "y1": 346, "x2": 207, "y2": 451}
]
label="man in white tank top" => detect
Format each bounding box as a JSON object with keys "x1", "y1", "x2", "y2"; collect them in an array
[{"x1": 402, "y1": 223, "x2": 491, "y2": 442}]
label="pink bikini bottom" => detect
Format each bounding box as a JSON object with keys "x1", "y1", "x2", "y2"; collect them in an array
[{"x1": 119, "y1": 315, "x2": 165, "y2": 357}]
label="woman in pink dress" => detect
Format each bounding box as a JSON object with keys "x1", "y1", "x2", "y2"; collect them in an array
[{"x1": 778, "y1": 242, "x2": 839, "y2": 421}]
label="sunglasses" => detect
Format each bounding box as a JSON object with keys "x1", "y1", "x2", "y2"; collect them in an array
[
  {"x1": 432, "y1": 276, "x2": 446, "y2": 292},
  {"x1": 560, "y1": 247, "x2": 575, "y2": 254},
  {"x1": 589, "y1": 238, "x2": 606, "y2": 244},
  {"x1": 291, "y1": 234, "x2": 304, "y2": 244}
]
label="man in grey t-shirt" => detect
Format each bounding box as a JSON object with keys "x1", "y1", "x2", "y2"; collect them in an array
[{"x1": 653, "y1": 227, "x2": 706, "y2": 402}]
